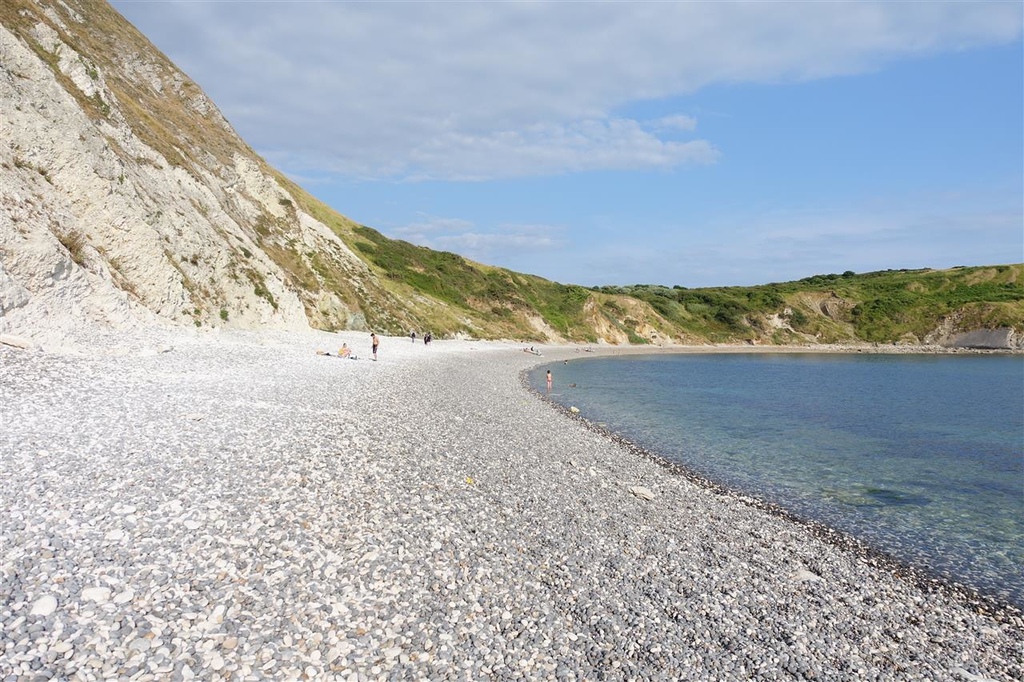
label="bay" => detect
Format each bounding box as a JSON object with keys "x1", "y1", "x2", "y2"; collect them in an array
[{"x1": 530, "y1": 352, "x2": 1024, "y2": 606}]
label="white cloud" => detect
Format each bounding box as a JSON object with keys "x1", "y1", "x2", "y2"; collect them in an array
[
  {"x1": 433, "y1": 230, "x2": 564, "y2": 256},
  {"x1": 113, "y1": 1, "x2": 1021, "y2": 181},
  {"x1": 589, "y1": 205, "x2": 1024, "y2": 287},
  {"x1": 400, "y1": 119, "x2": 719, "y2": 181},
  {"x1": 653, "y1": 115, "x2": 699, "y2": 132},
  {"x1": 394, "y1": 216, "x2": 475, "y2": 237},
  {"x1": 391, "y1": 216, "x2": 566, "y2": 263}
]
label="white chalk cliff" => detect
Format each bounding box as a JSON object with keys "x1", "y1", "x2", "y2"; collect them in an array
[{"x1": 1, "y1": 0, "x2": 397, "y2": 349}]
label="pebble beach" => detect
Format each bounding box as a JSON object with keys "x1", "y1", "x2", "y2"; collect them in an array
[{"x1": 1, "y1": 330, "x2": 1021, "y2": 681}]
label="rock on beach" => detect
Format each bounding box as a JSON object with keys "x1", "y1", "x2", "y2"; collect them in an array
[{"x1": 0, "y1": 329, "x2": 1021, "y2": 681}]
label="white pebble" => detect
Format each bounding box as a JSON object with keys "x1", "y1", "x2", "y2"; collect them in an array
[
  {"x1": 81, "y1": 587, "x2": 111, "y2": 603},
  {"x1": 30, "y1": 595, "x2": 58, "y2": 616}
]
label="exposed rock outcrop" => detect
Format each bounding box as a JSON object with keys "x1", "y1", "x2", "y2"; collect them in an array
[
  {"x1": 0, "y1": 0, "x2": 386, "y2": 347},
  {"x1": 934, "y1": 328, "x2": 1021, "y2": 350},
  {"x1": 925, "y1": 310, "x2": 1023, "y2": 350}
]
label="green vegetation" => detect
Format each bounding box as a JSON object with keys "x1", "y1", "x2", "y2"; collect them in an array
[
  {"x1": 354, "y1": 227, "x2": 475, "y2": 306},
  {"x1": 598, "y1": 266, "x2": 1023, "y2": 344},
  {"x1": 288, "y1": 179, "x2": 1022, "y2": 344},
  {"x1": 348, "y1": 225, "x2": 614, "y2": 339},
  {"x1": 246, "y1": 268, "x2": 278, "y2": 310}
]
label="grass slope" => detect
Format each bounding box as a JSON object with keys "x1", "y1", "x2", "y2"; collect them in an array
[{"x1": 599, "y1": 265, "x2": 1024, "y2": 345}]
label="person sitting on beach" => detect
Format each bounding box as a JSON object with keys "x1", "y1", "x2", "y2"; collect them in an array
[{"x1": 316, "y1": 344, "x2": 356, "y2": 359}]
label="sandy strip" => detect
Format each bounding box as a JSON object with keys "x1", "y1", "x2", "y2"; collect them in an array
[{"x1": 1, "y1": 330, "x2": 1021, "y2": 681}]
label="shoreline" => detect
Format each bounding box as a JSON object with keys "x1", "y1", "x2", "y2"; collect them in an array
[
  {"x1": 2, "y1": 330, "x2": 1022, "y2": 680},
  {"x1": 530, "y1": 341, "x2": 1023, "y2": 357},
  {"x1": 521, "y1": 366, "x2": 1023, "y2": 623},
  {"x1": 3, "y1": 323, "x2": 1023, "y2": 358}
]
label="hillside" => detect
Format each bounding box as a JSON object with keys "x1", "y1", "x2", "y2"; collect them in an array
[
  {"x1": 1, "y1": 0, "x2": 1021, "y2": 350},
  {"x1": 598, "y1": 265, "x2": 1024, "y2": 348}
]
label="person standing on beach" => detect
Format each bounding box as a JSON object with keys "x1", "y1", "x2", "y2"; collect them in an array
[
  {"x1": 411, "y1": 330, "x2": 416, "y2": 343},
  {"x1": 546, "y1": 370, "x2": 552, "y2": 392},
  {"x1": 371, "y1": 333, "x2": 379, "y2": 361}
]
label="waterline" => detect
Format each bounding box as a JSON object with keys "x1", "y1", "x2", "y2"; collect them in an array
[{"x1": 531, "y1": 353, "x2": 1024, "y2": 606}]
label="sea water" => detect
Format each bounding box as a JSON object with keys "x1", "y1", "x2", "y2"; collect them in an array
[{"x1": 529, "y1": 353, "x2": 1024, "y2": 606}]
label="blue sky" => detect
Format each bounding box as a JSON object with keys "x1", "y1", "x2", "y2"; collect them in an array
[{"x1": 111, "y1": 1, "x2": 1023, "y2": 288}]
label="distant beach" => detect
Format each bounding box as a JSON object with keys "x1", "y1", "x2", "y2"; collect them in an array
[{"x1": 1, "y1": 330, "x2": 1021, "y2": 680}]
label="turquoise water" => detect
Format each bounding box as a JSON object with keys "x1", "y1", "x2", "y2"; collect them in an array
[{"x1": 530, "y1": 353, "x2": 1024, "y2": 606}]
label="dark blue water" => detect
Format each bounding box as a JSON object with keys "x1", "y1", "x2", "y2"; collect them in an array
[{"x1": 530, "y1": 353, "x2": 1024, "y2": 606}]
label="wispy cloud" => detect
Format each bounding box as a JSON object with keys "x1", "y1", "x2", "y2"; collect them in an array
[
  {"x1": 399, "y1": 119, "x2": 719, "y2": 181},
  {"x1": 560, "y1": 201, "x2": 1024, "y2": 287},
  {"x1": 113, "y1": 1, "x2": 1021, "y2": 182},
  {"x1": 392, "y1": 215, "x2": 566, "y2": 263},
  {"x1": 109, "y1": 0, "x2": 1020, "y2": 288},
  {"x1": 652, "y1": 115, "x2": 699, "y2": 132},
  {"x1": 393, "y1": 215, "x2": 475, "y2": 237}
]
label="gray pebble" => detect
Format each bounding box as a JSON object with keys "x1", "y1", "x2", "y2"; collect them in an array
[{"x1": 0, "y1": 333, "x2": 1020, "y2": 681}]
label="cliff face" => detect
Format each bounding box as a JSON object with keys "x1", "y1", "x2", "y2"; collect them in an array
[
  {"x1": 0, "y1": 0, "x2": 406, "y2": 347},
  {"x1": 0, "y1": 0, "x2": 684, "y2": 349}
]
